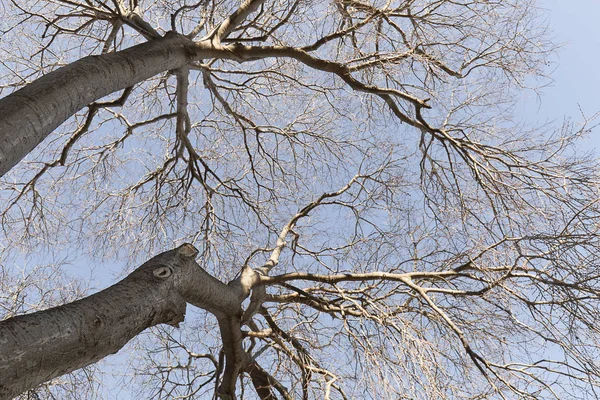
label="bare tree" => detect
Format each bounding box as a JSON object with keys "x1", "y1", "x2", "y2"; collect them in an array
[{"x1": 1, "y1": 0, "x2": 600, "y2": 399}]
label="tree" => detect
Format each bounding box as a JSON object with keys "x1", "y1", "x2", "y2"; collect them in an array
[
  {"x1": 0, "y1": 243, "x2": 258, "y2": 399},
  {"x1": 1, "y1": 0, "x2": 600, "y2": 398}
]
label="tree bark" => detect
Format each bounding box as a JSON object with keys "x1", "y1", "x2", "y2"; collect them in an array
[
  {"x1": 0, "y1": 244, "x2": 244, "y2": 399},
  {"x1": 0, "y1": 32, "x2": 199, "y2": 178}
]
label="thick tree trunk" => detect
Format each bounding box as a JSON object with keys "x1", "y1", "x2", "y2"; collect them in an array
[
  {"x1": 0, "y1": 244, "x2": 244, "y2": 399},
  {"x1": 0, "y1": 276, "x2": 185, "y2": 399},
  {"x1": 0, "y1": 32, "x2": 198, "y2": 178}
]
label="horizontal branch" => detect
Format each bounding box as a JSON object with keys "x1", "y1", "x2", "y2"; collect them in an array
[
  {"x1": 223, "y1": 44, "x2": 430, "y2": 108},
  {"x1": 260, "y1": 269, "x2": 468, "y2": 286}
]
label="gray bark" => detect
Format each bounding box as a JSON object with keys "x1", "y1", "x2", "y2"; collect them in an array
[
  {"x1": 0, "y1": 32, "x2": 198, "y2": 178},
  {"x1": 0, "y1": 244, "x2": 245, "y2": 399},
  {"x1": 0, "y1": 28, "x2": 267, "y2": 398}
]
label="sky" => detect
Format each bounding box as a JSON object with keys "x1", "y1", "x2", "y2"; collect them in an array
[{"x1": 531, "y1": 0, "x2": 600, "y2": 148}]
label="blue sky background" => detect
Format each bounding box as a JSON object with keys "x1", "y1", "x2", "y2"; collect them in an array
[{"x1": 532, "y1": 0, "x2": 600, "y2": 146}]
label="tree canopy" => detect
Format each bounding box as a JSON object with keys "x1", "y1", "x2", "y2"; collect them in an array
[{"x1": 1, "y1": 0, "x2": 600, "y2": 399}]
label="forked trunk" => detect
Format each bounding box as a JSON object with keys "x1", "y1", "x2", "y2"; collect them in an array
[{"x1": 0, "y1": 244, "x2": 242, "y2": 399}]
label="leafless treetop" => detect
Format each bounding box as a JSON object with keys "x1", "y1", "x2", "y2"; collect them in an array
[{"x1": 2, "y1": 1, "x2": 600, "y2": 399}]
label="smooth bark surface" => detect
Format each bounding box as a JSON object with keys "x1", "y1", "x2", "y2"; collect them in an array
[
  {"x1": 0, "y1": 32, "x2": 195, "y2": 178},
  {"x1": 0, "y1": 244, "x2": 244, "y2": 399}
]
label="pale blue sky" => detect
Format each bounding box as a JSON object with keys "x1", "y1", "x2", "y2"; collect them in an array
[{"x1": 534, "y1": 0, "x2": 600, "y2": 147}]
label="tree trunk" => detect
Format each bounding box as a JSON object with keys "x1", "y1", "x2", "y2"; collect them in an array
[
  {"x1": 0, "y1": 244, "x2": 243, "y2": 399},
  {"x1": 0, "y1": 32, "x2": 197, "y2": 178}
]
